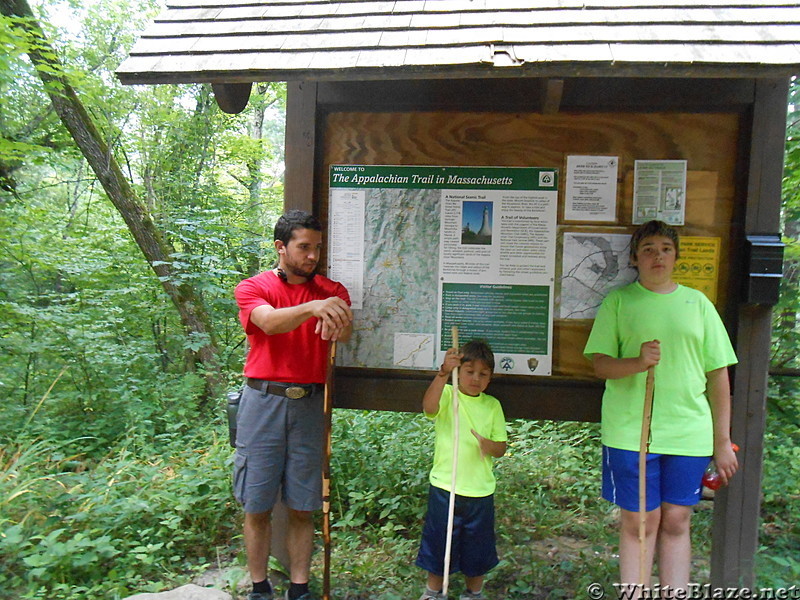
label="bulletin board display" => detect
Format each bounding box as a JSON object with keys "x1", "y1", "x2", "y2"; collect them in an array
[{"x1": 321, "y1": 111, "x2": 740, "y2": 378}]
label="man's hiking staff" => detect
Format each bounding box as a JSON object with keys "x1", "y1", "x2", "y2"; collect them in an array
[
  {"x1": 442, "y1": 326, "x2": 460, "y2": 596},
  {"x1": 638, "y1": 365, "x2": 656, "y2": 586},
  {"x1": 322, "y1": 341, "x2": 336, "y2": 600}
]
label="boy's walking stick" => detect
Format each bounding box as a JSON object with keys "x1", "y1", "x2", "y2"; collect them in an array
[
  {"x1": 322, "y1": 341, "x2": 336, "y2": 600},
  {"x1": 442, "y1": 326, "x2": 460, "y2": 596},
  {"x1": 638, "y1": 365, "x2": 655, "y2": 586}
]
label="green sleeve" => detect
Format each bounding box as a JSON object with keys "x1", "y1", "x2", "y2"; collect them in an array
[
  {"x1": 583, "y1": 291, "x2": 620, "y2": 360},
  {"x1": 701, "y1": 296, "x2": 738, "y2": 371},
  {"x1": 490, "y1": 398, "x2": 508, "y2": 443}
]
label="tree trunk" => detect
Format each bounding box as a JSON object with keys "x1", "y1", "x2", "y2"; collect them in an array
[
  {"x1": 246, "y1": 98, "x2": 267, "y2": 276},
  {"x1": 1, "y1": 0, "x2": 222, "y2": 401}
]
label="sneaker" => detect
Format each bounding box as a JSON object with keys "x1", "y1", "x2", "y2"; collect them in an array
[
  {"x1": 459, "y1": 592, "x2": 487, "y2": 600},
  {"x1": 419, "y1": 591, "x2": 447, "y2": 600},
  {"x1": 247, "y1": 593, "x2": 274, "y2": 600}
]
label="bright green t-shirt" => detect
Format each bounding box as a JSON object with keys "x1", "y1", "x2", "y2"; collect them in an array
[
  {"x1": 583, "y1": 282, "x2": 737, "y2": 456},
  {"x1": 426, "y1": 384, "x2": 508, "y2": 497}
]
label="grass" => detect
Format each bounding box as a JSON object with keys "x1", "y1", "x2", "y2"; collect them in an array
[{"x1": 1, "y1": 388, "x2": 797, "y2": 600}]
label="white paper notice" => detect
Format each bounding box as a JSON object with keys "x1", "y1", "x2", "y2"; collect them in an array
[
  {"x1": 633, "y1": 160, "x2": 687, "y2": 225},
  {"x1": 437, "y1": 186, "x2": 558, "y2": 375},
  {"x1": 327, "y1": 189, "x2": 365, "y2": 309},
  {"x1": 564, "y1": 155, "x2": 618, "y2": 222}
]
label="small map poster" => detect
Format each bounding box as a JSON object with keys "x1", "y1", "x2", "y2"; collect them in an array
[
  {"x1": 559, "y1": 232, "x2": 638, "y2": 319},
  {"x1": 329, "y1": 165, "x2": 558, "y2": 375}
]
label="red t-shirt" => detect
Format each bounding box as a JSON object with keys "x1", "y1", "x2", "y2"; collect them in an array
[{"x1": 235, "y1": 271, "x2": 351, "y2": 384}]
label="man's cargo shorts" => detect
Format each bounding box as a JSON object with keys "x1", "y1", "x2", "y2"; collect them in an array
[{"x1": 232, "y1": 383, "x2": 324, "y2": 513}]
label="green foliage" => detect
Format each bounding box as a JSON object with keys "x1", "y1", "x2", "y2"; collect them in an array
[
  {"x1": 773, "y1": 76, "x2": 800, "y2": 369},
  {"x1": 756, "y1": 378, "x2": 800, "y2": 586},
  {"x1": 0, "y1": 423, "x2": 238, "y2": 600}
]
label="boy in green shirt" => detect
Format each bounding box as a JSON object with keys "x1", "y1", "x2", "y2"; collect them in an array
[
  {"x1": 584, "y1": 220, "x2": 738, "y2": 594},
  {"x1": 415, "y1": 340, "x2": 508, "y2": 600}
]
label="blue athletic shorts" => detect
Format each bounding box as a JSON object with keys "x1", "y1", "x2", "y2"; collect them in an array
[
  {"x1": 415, "y1": 485, "x2": 499, "y2": 578},
  {"x1": 602, "y1": 445, "x2": 711, "y2": 512},
  {"x1": 232, "y1": 384, "x2": 324, "y2": 514}
]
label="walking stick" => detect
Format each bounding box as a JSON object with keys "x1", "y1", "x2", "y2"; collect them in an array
[
  {"x1": 442, "y1": 326, "x2": 460, "y2": 596},
  {"x1": 638, "y1": 366, "x2": 655, "y2": 587},
  {"x1": 322, "y1": 341, "x2": 336, "y2": 600}
]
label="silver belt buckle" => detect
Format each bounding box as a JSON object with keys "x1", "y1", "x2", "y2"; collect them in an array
[{"x1": 285, "y1": 386, "x2": 307, "y2": 399}]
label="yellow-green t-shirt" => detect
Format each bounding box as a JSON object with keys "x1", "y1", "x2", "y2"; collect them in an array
[
  {"x1": 427, "y1": 384, "x2": 508, "y2": 497},
  {"x1": 583, "y1": 282, "x2": 737, "y2": 456}
]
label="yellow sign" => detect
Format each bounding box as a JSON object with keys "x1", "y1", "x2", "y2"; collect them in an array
[{"x1": 673, "y1": 236, "x2": 721, "y2": 303}]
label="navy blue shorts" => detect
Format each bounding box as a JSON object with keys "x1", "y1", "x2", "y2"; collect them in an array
[
  {"x1": 602, "y1": 445, "x2": 711, "y2": 512},
  {"x1": 415, "y1": 485, "x2": 499, "y2": 578}
]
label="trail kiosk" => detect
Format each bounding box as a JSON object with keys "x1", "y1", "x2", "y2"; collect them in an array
[{"x1": 118, "y1": 1, "x2": 800, "y2": 588}]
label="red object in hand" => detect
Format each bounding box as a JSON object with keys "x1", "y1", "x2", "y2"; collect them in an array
[{"x1": 702, "y1": 443, "x2": 739, "y2": 490}]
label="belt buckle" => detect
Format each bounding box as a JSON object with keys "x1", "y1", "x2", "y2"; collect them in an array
[{"x1": 285, "y1": 386, "x2": 307, "y2": 399}]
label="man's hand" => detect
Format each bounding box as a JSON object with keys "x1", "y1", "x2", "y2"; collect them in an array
[{"x1": 312, "y1": 297, "x2": 353, "y2": 341}]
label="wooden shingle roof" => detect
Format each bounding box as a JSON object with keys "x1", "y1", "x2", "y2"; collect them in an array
[{"x1": 117, "y1": 0, "x2": 800, "y2": 84}]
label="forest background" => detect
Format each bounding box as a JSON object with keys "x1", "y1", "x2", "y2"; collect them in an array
[{"x1": 1, "y1": 1, "x2": 798, "y2": 599}]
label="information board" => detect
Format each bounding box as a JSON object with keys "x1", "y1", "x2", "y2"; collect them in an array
[{"x1": 328, "y1": 165, "x2": 559, "y2": 376}]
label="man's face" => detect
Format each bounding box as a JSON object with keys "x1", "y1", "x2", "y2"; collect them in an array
[{"x1": 276, "y1": 228, "x2": 322, "y2": 279}]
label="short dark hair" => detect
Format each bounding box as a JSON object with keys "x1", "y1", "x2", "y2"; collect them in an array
[
  {"x1": 460, "y1": 339, "x2": 495, "y2": 372},
  {"x1": 630, "y1": 220, "x2": 680, "y2": 261},
  {"x1": 273, "y1": 210, "x2": 322, "y2": 245}
]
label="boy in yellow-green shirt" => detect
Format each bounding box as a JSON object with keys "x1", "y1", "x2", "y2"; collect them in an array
[
  {"x1": 584, "y1": 220, "x2": 738, "y2": 594},
  {"x1": 415, "y1": 340, "x2": 507, "y2": 600}
]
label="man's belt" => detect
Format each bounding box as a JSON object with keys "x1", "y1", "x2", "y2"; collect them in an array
[{"x1": 246, "y1": 378, "x2": 317, "y2": 399}]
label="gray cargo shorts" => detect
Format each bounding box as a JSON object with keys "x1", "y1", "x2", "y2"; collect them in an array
[{"x1": 232, "y1": 383, "x2": 324, "y2": 514}]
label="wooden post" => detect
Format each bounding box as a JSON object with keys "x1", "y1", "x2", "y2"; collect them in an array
[
  {"x1": 442, "y1": 327, "x2": 460, "y2": 595},
  {"x1": 638, "y1": 367, "x2": 655, "y2": 586},
  {"x1": 322, "y1": 342, "x2": 336, "y2": 600},
  {"x1": 285, "y1": 81, "x2": 318, "y2": 214},
  {"x1": 710, "y1": 77, "x2": 789, "y2": 587}
]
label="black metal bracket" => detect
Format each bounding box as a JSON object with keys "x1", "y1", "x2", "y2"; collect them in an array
[{"x1": 744, "y1": 234, "x2": 784, "y2": 305}]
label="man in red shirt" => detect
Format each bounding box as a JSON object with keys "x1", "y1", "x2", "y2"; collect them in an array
[{"x1": 233, "y1": 210, "x2": 352, "y2": 600}]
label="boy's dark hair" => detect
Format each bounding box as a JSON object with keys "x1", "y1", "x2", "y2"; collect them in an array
[
  {"x1": 460, "y1": 339, "x2": 495, "y2": 371},
  {"x1": 630, "y1": 220, "x2": 680, "y2": 261},
  {"x1": 274, "y1": 210, "x2": 322, "y2": 244}
]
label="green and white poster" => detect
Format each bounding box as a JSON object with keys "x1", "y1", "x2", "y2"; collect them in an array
[{"x1": 328, "y1": 165, "x2": 558, "y2": 376}]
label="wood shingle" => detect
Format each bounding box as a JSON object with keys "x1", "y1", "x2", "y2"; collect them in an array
[{"x1": 117, "y1": 1, "x2": 800, "y2": 83}]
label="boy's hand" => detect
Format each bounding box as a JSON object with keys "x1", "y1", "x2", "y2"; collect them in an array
[
  {"x1": 638, "y1": 339, "x2": 661, "y2": 370},
  {"x1": 713, "y1": 441, "x2": 739, "y2": 487},
  {"x1": 471, "y1": 429, "x2": 507, "y2": 458},
  {"x1": 437, "y1": 347, "x2": 462, "y2": 377},
  {"x1": 471, "y1": 428, "x2": 488, "y2": 457}
]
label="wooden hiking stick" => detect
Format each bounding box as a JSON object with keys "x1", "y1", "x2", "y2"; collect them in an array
[
  {"x1": 442, "y1": 326, "x2": 460, "y2": 596},
  {"x1": 322, "y1": 341, "x2": 337, "y2": 600},
  {"x1": 638, "y1": 366, "x2": 655, "y2": 586}
]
